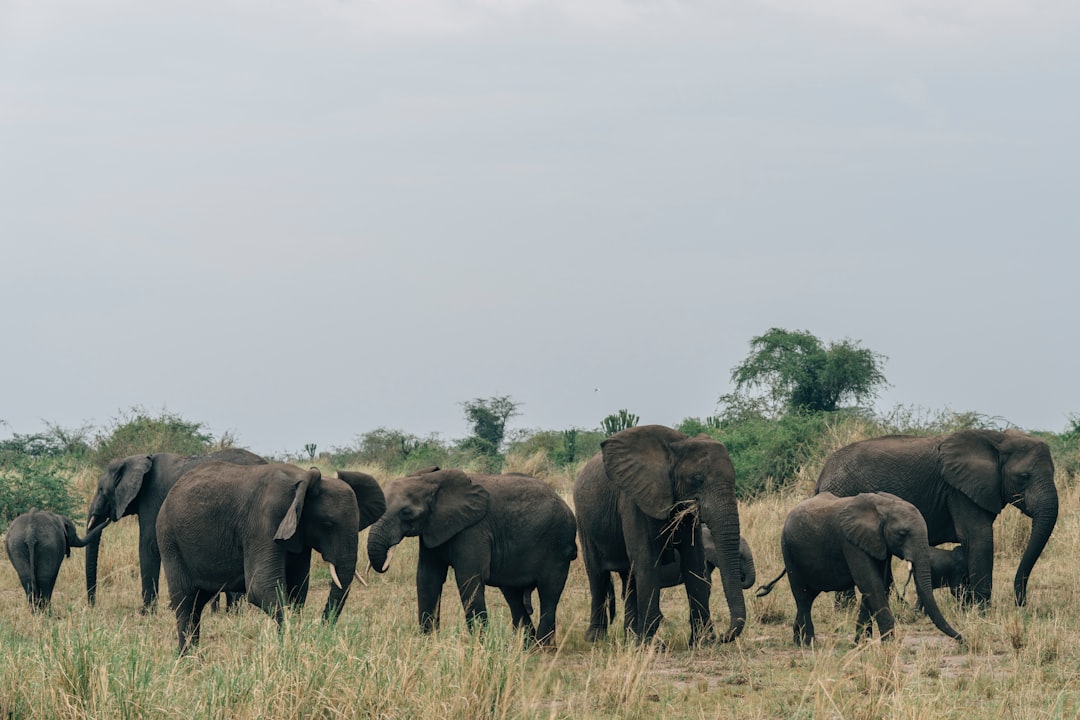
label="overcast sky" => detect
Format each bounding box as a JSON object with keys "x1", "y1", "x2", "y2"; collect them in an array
[{"x1": 2, "y1": 1, "x2": 1078, "y2": 456}]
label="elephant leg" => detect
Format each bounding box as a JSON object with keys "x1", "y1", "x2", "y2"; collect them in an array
[
  {"x1": 499, "y1": 587, "x2": 537, "y2": 645},
  {"x1": 535, "y1": 563, "x2": 571, "y2": 648},
  {"x1": 416, "y1": 558, "x2": 448, "y2": 633},
  {"x1": 285, "y1": 550, "x2": 312, "y2": 609},
  {"x1": 174, "y1": 587, "x2": 215, "y2": 654},
  {"x1": 581, "y1": 543, "x2": 614, "y2": 642},
  {"x1": 787, "y1": 570, "x2": 817, "y2": 646},
  {"x1": 632, "y1": 568, "x2": 665, "y2": 645},
  {"x1": 850, "y1": 556, "x2": 895, "y2": 642},
  {"x1": 678, "y1": 549, "x2": 714, "y2": 645},
  {"x1": 961, "y1": 525, "x2": 995, "y2": 608},
  {"x1": 138, "y1": 524, "x2": 162, "y2": 613},
  {"x1": 855, "y1": 593, "x2": 874, "y2": 642},
  {"x1": 455, "y1": 569, "x2": 488, "y2": 634}
]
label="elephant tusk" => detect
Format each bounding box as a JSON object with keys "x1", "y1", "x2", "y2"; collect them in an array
[
  {"x1": 329, "y1": 564, "x2": 343, "y2": 589},
  {"x1": 382, "y1": 545, "x2": 396, "y2": 572},
  {"x1": 354, "y1": 569, "x2": 368, "y2": 587}
]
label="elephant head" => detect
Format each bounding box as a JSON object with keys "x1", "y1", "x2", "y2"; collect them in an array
[
  {"x1": 939, "y1": 429, "x2": 1057, "y2": 605},
  {"x1": 600, "y1": 425, "x2": 746, "y2": 642},
  {"x1": 274, "y1": 468, "x2": 385, "y2": 620},
  {"x1": 87, "y1": 454, "x2": 153, "y2": 530},
  {"x1": 367, "y1": 468, "x2": 490, "y2": 573},
  {"x1": 839, "y1": 492, "x2": 962, "y2": 642}
]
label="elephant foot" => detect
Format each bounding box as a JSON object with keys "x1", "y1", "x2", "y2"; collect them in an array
[{"x1": 584, "y1": 627, "x2": 607, "y2": 643}]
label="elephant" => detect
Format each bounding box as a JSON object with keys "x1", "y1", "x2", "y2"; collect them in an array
[
  {"x1": 157, "y1": 462, "x2": 385, "y2": 654},
  {"x1": 5, "y1": 509, "x2": 107, "y2": 612},
  {"x1": 573, "y1": 425, "x2": 746, "y2": 647},
  {"x1": 85, "y1": 447, "x2": 267, "y2": 611},
  {"x1": 815, "y1": 429, "x2": 1057, "y2": 607},
  {"x1": 756, "y1": 492, "x2": 963, "y2": 645},
  {"x1": 366, "y1": 467, "x2": 577, "y2": 647}
]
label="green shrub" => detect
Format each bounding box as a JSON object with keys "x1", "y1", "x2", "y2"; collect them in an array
[
  {"x1": 90, "y1": 407, "x2": 213, "y2": 468},
  {"x1": 0, "y1": 455, "x2": 81, "y2": 530}
]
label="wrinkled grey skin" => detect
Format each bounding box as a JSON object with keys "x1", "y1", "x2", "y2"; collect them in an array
[
  {"x1": 157, "y1": 463, "x2": 385, "y2": 654},
  {"x1": 5, "y1": 509, "x2": 106, "y2": 612},
  {"x1": 757, "y1": 492, "x2": 963, "y2": 646},
  {"x1": 367, "y1": 468, "x2": 577, "y2": 647},
  {"x1": 815, "y1": 430, "x2": 1057, "y2": 607},
  {"x1": 573, "y1": 425, "x2": 746, "y2": 647},
  {"x1": 85, "y1": 448, "x2": 267, "y2": 611}
]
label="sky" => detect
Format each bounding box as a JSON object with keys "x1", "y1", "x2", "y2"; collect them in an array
[{"x1": 1, "y1": 0, "x2": 1078, "y2": 457}]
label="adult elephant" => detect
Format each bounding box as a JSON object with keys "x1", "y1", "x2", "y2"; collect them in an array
[
  {"x1": 573, "y1": 425, "x2": 746, "y2": 646},
  {"x1": 85, "y1": 447, "x2": 267, "y2": 611},
  {"x1": 367, "y1": 467, "x2": 577, "y2": 647},
  {"x1": 815, "y1": 429, "x2": 1057, "y2": 607},
  {"x1": 157, "y1": 462, "x2": 385, "y2": 654}
]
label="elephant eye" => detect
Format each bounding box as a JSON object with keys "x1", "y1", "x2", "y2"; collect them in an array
[
  {"x1": 401, "y1": 507, "x2": 417, "y2": 521},
  {"x1": 688, "y1": 473, "x2": 705, "y2": 487}
]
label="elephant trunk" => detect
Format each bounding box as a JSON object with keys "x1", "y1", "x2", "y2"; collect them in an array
[
  {"x1": 85, "y1": 534, "x2": 101, "y2": 606},
  {"x1": 366, "y1": 515, "x2": 401, "y2": 574},
  {"x1": 910, "y1": 546, "x2": 963, "y2": 642},
  {"x1": 702, "y1": 498, "x2": 746, "y2": 643},
  {"x1": 739, "y1": 537, "x2": 756, "y2": 590},
  {"x1": 1014, "y1": 494, "x2": 1058, "y2": 606},
  {"x1": 323, "y1": 558, "x2": 356, "y2": 623}
]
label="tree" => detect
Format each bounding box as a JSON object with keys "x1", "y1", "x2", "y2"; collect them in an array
[
  {"x1": 721, "y1": 328, "x2": 888, "y2": 417},
  {"x1": 460, "y1": 396, "x2": 521, "y2": 459}
]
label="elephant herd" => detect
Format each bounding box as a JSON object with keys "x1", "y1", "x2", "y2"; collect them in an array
[{"x1": 1, "y1": 424, "x2": 1058, "y2": 656}]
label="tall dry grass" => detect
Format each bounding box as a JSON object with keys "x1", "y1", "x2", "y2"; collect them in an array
[{"x1": 0, "y1": 461, "x2": 1078, "y2": 718}]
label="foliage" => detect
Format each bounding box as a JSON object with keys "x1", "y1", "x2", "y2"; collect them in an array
[
  {"x1": 601, "y1": 410, "x2": 639, "y2": 437},
  {"x1": 90, "y1": 407, "x2": 213, "y2": 468},
  {"x1": 0, "y1": 454, "x2": 81, "y2": 530},
  {"x1": 507, "y1": 428, "x2": 604, "y2": 468},
  {"x1": 0, "y1": 423, "x2": 93, "y2": 460},
  {"x1": 709, "y1": 410, "x2": 842, "y2": 497},
  {"x1": 722, "y1": 327, "x2": 888, "y2": 416},
  {"x1": 329, "y1": 428, "x2": 449, "y2": 475},
  {"x1": 458, "y1": 396, "x2": 521, "y2": 469}
]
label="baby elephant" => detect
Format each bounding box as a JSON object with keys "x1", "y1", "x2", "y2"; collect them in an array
[
  {"x1": 5, "y1": 509, "x2": 105, "y2": 612},
  {"x1": 757, "y1": 492, "x2": 963, "y2": 645},
  {"x1": 367, "y1": 467, "x2": 577, "y2": 647}
]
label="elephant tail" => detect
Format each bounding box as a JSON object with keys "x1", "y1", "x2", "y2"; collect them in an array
[
  {"x1": 26, "y1": 538, "x2": 38, "y2": 596},
  {"x1": 755, "y1": 568, "x2": 787, "y2": 598}
]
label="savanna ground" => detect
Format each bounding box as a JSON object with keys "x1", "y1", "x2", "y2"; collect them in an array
[{"x1": 2, "y1": 444, "x2": 1079, "y2": 719}]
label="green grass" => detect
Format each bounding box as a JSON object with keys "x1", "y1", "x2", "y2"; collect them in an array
[{"x1": 1, "y1": 463, "x2": 1079, "y2": 719}]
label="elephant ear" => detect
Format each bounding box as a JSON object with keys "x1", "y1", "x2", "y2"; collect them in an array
[
  {"x1": 422, "y1": 469, "x2": 490, "y2": 548},
  {"x1": 338, "y1": 471, "x2": 387, "y2": 531},
  {"x1": 274, "y1": 467, "x2": 322, "y2": 551},
  {"x1": 838, "y1": 494, "x2": 889, "y2": 560},
  {"x1": 111, "y1": 455, "x2": 153, "y2": 521},
  {"x1": 939, "y1": 430, "x2": 1004, "y2": 514},
  {"x1": 601, "y1": 425, "x2": 687, "y2": 520}
]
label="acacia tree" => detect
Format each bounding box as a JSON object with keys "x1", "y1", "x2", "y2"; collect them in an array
[
  {"x1": 721, "y1": 328, "x2": 888, "y2": 417},
  {"x1": 460, "y1": 395, "x2": 521, "y2": 460}
]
